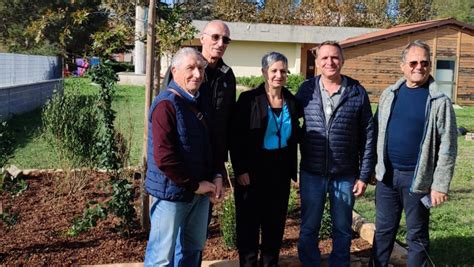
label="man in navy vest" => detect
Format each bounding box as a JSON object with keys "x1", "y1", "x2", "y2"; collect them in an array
[
  {"x1": 370, "y1": 40, "x2": 457, "y2": 267},
  {"x1": 296, "y1": 41, "x2": 375, "y2": 267},
  {"x1": 144, "y1": 48, "x2": 221, "y2": 267}
]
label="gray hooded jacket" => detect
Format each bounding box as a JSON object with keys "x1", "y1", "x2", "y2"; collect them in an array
[{"x1": 375, "y1": 76, "x2": 457, "y2": 194}]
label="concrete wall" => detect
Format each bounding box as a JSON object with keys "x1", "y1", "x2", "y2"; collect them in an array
[
  {"x1": 0, "y1": 80, "x2": 63, "y2": 120},
  {"x1": 0, "y1": 53, "x2": 63, "y2": 120},
  {"x1": 223, "y1": 41, "x2": 301, "y2": 77}
]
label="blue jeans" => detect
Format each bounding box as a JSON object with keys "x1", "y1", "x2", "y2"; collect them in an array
[
  {"x1": 298, "y1": 170, "x2": 355, "y2": 267},
  {"x1": 370, "y1": 169, "x2": 430, "y2": 267},
  {"x1": 144, "y1": 194, "x2": 210, "y2": 267}
]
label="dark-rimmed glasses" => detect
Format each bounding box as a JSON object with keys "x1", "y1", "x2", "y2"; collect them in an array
[
  {"x1": 203, "y1": 33, "x2": 231, "y2": 45},
  {"x1": 408, "y1": 60, "x2": 430, "y2": 68}
]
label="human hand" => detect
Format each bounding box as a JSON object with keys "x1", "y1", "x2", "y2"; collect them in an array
[
  {"x1": 210, "y1": 177, "x2": 224, "y2": 204},
  {"x1": 431, "y1": 190, "x2": 448, "y2": 207},
  {"x1": 353, "y1": 179, "x2": 367, "y2": 197},
  {"x1": 194, "y1": 181, "x2": 216, "y2": 196},
  {"x1": 237, "y1": 173, "x2": 250, "y2": 186}
]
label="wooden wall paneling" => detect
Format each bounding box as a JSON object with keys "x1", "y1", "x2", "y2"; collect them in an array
[{"x1": 455, "y1": 31, "x2": 461, "y2": 103}]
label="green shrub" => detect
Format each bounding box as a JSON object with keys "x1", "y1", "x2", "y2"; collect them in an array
[
  {"x1": 42, "y1": 91, "x2": 101, "y2": 167},
  {"x1": 236, "y1": 76, "x2": 264, "y2": 89},
  {"x1": 88, "y1": 63, "x2": 122, "y2": 170},
  {"x1": 0, "y1": 205, "x2": 20, "y2": 229},
  {"x1": 286, "y1": 74, "x2": 305, "y2": 93},
  {"x1": 220, "y1": 195, "x2": 237, "y2": 248},
  {"x1": 287, "y1": 185, "x2": 298, "y2": 214},
  {"x1": 67, "y1": 175, "x2": 137, "y2": 237},
  {"x1": 320, "y1": 198, "x2": 332, "y2": 240},
  {"x1": 236, "y1": 74, "x2": 305, "y2": 93},
  {"x1": 0, "y1": 120, "x2": 14, "y2": 168}
]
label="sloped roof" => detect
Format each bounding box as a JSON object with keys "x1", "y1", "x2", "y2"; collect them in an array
[{"x1": 340, "y1": 18, "x2": 474, "y2": 48}]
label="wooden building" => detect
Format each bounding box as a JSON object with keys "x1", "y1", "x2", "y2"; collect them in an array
[{"x1": 317, "y1": 18, "x2": 474, "y2": 105}]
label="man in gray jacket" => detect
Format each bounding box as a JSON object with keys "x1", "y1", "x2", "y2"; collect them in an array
[{"x1": 370, "y1": 40, "x2": 457, "y2": 267}]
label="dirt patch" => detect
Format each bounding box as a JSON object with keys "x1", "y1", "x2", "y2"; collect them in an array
[{"x1": 0, "y1": 172, "x2": 371, "y2": 265}]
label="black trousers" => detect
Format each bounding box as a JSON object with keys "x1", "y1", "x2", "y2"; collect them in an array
[{"x1": 234, "y1": 148, "x2": 291, "y2": 267}]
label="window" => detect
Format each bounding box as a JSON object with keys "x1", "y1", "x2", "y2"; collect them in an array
[{"x1": 435, "y1": 59, "x2": 456, "y2": 100}]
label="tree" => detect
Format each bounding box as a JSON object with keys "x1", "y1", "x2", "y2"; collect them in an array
[
  {"x1": 212, "y1": 0, "x2": 259, "y2": 23},
  {"x1": 432, "y1": 0, "x2": 474, "y2": 24},
  {"x1": 259, "y1": 0, "x2": 296, "y2": 24},
  {"x1": 0, "y1": 0, "x2": 108, "y2": 56}
]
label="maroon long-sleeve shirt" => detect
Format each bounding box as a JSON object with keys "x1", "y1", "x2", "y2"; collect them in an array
[{"x1": 152, "y1": 100, "x2": 199, "y2": 192}]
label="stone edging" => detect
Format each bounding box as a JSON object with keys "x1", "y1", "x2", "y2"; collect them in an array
[{"x1": 352, "y1": 211, "x2": 407, "y2": 266}]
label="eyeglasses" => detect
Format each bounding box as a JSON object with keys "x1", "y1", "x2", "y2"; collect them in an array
[
  {"x1": 408, "y1": 60, "x2": 430, "y2": 68},
  {"x1": 203, "y1": 33, "x2": 231, "y2": 45}
]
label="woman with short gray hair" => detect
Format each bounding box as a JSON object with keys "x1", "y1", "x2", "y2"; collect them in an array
[{"x1": 231, "y1": 51, "x2": 301, "y2": 267}]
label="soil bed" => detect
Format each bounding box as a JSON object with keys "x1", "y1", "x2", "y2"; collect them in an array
[{"x1": 0, "y1": 171, "x2": 371, "y2": 265}]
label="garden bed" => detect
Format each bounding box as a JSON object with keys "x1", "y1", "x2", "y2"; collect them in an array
[{"x1": 0, "y1": 171, "x2": 371, "y2": 265}]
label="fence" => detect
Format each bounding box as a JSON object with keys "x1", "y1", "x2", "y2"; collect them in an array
[{"x1": 0, "y1": 53, "x2": 63, "y2": 120}]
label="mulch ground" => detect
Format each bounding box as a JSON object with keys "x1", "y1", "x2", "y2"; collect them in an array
[{"x1": 0, "y1": 171, "x2": 371, "y2": 265}]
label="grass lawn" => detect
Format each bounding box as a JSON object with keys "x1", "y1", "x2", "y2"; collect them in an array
[
  {"x1": 7, "y1": 78, "x2": 145, "y2": 168},
  {"x1": 5, "y1": 78, "x2": 474, "y2": 265},
  {"x1": 355, "y1": 106, "x2": 474, "y2": 265}
]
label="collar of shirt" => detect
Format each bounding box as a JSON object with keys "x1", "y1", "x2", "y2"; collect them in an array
[
  {"x1": 169, "y1": 80, "x2": 200, "y2": 103},
  {"x1": 319, "y1": 76, "x2": 347, "y2": 98}
]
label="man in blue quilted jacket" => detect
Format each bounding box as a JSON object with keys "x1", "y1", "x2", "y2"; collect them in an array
[{"x1": 296, "y1": 41, "x2": 376, "y2": 267}]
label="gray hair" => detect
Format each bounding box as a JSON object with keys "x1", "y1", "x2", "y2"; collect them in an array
[
  {"x1": 401, "y1": 40, "x2": 431, "y2": 63},
  {"x1": 261, "y1": 52, "x2": 288, "y2": 70},
  {"x1": 171, "y1": 47, "x2": 207, "y2": 69},
  {"x1": 312, "y1": 40, "x2": 344, "y2": 61}
]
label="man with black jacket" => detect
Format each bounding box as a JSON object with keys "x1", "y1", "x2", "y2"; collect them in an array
[
  {"x1": 162, "y1": 20, "x2": 236, "y2": 183},
  {"x1": 296, "y1": 41, "x2": 375, "y2": 267}
]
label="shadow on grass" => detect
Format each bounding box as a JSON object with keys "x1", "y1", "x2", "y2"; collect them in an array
[
  {"x1": 430, "y1": 236, "x2": 474, "y2": 265},
  {"x1": 6, "y1": 108, "x2": 43, "y2": 155}
]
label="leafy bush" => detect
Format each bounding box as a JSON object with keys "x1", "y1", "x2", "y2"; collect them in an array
[
  {"x1": 66, "y1": 175, "x2": 137, "y2": 237},
  {"x1": 0, "y1": 120, "x2": 14, "y2": 168},
  {"x1": 88, "y1": 63, "x2": 122, "y2": 170},
  {"x1": 220, "y1": 195, "x2": 237, "y2": 248},
  {"x1": 286, "y1": 74, "x2": 305, "y2": 93},
  {"x1": 1, "y1": 175, "x2": 28, "y2": 197},
  {"x1": 320, "y1": 198, "x2": 332, "y2": 240},
  {"x1": 236, "y1": 74, "x2": 305, "y2": 93},
  {"x1": 236, "y1": 76, "x2": 264, "y2": 89},
  {"x1": 42, "y1": 91, "x2": 101, "y2": 167},
  {"x1": 104, "y1": 60, "x2": 134, "y2": 73},
  {"x1": 67, "y1": 202, "x2": 107, "y2": 236},
  {"x1": 0, "y1": 205, "x2": 20, "y2": 229},
  {"x1": 287, "y1": 185, "x2": 298, "y2": 214},
  {"x1": 107, "y1": 175, "x2": 137, "y2": 234}
]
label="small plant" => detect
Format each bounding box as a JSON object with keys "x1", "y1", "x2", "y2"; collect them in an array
[
  {"x1": 107, "y1": 175, "x2": 137, "y2": 235},
  {"x1": 67, "y1": 175, "x2": 137, "y2": 237},
  {"x1": 1, "y1": 174, "x2": 28, "y2": 197},
  {"x1": 67, "y1": 202, "x2": 107, "y2": 237},
  {"x1": 319, "y1": 197, "x2": 332, "y2": 240},
  {"x1": 53, "y1": 170, "x2": 91, "y2": 196},
  {"x1": 220, "y1": 195, "x2": 237, "y2": 249},
  {"x1": 0, "y1": 205, "x2": 20, "y2": 228},
  {"x1": 287, "y1": 185, "x2": 298, "y2": 214}
]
